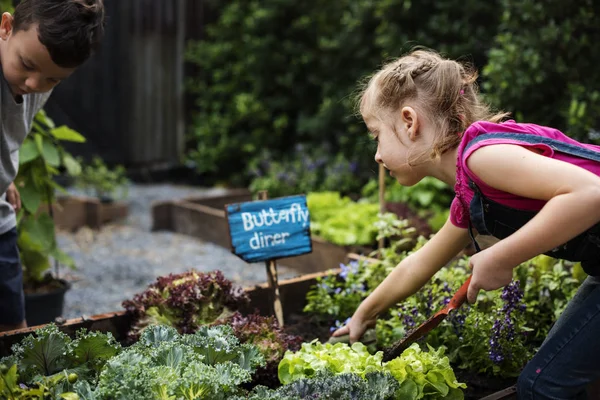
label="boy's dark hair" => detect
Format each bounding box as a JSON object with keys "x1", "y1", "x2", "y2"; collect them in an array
[{"x1": 13, "y1": 0, "x2": 105, "y2": 68}]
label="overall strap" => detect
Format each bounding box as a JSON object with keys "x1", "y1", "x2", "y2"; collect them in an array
[
  {"x1": 468, "y1": 221, "x2": 482, "y2": 253},
  {"x1": 463, "y1": 132, "x2": 600, "y2": 163},
  {"x1": 463, "y1": 132, "x2": 600, "y2": 252}
]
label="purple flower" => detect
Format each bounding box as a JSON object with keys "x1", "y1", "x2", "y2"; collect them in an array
[
  {"x1": 488, "y1": 280, "x2": 526, "y2": 365},
  {"x1": 347, "y1": 283, "x2": 365, "y2": 293},
  {"x1": 339, "y1": 263, "x2": 351, "y2": 280},
  {"x1": 329, "y1": 317, "x2": 352, "y2": 333},
  {"x1": 403, "y1": 314, "x2": 415, "y2": 328},
  {"x1": 339, "y1": 261, "x2": 359, "y2": 281}
]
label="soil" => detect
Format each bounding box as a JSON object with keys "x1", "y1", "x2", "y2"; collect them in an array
[
  {"x1": 385, "y1": 202, "x2": 433, "y2": 238},
  {"x1": 23, "y1": 276, "x2": 68, "y2": 295},
  {"x1": 454, "y1": 370, "x2": 516, "y2": 400},
  {"x1": 281, "y1": 312, "x2": 518, "y2": 400},
  {"x1": 283, "y1": 313, "x2": 333, "y2": 343}
]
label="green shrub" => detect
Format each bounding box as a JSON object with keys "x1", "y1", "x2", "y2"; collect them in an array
[
  {"x1": 248, "y1": 145, "x2": 362, "y2": 197},
  {"x1": 185, "y1": 0, "x2": 500, "y2": 186},
  {"x1": 483, "y1": 0, "x2": 600, "y2": 141}
]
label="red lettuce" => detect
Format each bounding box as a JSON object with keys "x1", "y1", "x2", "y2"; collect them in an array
[{"x1": 123, "y1": 270, "x2": 249, "y2": 341}]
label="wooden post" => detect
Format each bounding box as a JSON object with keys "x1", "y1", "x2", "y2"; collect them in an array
[
  {"x1": 257, "y1": 190, "x2": 285, "y2": 327},
  {"x1": 378, "y1": 163, "x2": 386, "y2": 251}
]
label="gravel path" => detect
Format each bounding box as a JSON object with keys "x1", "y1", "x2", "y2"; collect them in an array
[{"x1": 58, "y1": 184, "x2": 300, "y2": 319}]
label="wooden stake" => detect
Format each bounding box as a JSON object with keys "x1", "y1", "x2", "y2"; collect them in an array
[
  {"x1": 378, "y1": 163, "x2": 386, "y2": 251},
  {"x1": 257, "y1": 190, "x2": 285, "y2": 327}
]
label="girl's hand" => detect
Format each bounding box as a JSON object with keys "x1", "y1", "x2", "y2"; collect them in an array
[
  {"x1": 467, "y1": 248, "x2": 514, "y2": 304},
  {"x1": 331, "y1": 314, "x2": 377, "y2": 344}
]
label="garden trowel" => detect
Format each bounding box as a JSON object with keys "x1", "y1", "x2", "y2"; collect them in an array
[{"x1": 381, "y1": 275, "x2": 472, "y2": 362}]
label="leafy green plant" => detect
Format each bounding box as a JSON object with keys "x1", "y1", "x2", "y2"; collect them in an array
[
  {"x1": 248, "y1": 145, "x2": 363, "y2": 197},
  {"x1": 236, "y1": 370, "x2": 401, "y2": 400},
  {"x1": 363, "y1": 256, "x2": 578, "y2": 378},
  {"x1": 185, "y1": 0, "x2": 500, "y2": 186},
  {"x1": 307, "y1": 191, "x2": 392, "y2": 246},
  {"x1": 16, "y1": 110, "x2": 85, "y2": 288},
  {"x1": 0, "y1": 323, "x2": 121, "y2": 399},
  {"x1": 94, "y1": 325, "x2": 264, "y2": 400},
  {"x1": 482, "y1": 0, "x2": 600, "y2": 142},
  {"x1": 515, "y1": 255, "x2": 583, "y2": 343},
  {"x1": 0, "y1": 0, "x2": 13, "y2": 13},
  {"x1": 278, "y1": 340, "x2": 465, "y2": 399},
  {"x1": 304, "y1": 215, "x2": 420, "y2": 323},
  {"x1": 221, "y1": 312, "x2": 303, "y2": 388},
  {"x1": 75, "y1": 156, "x2": 129, "y2": 202},
  {"x1": 362, "y1": 177, "x2": 454, "y2": 233},
  {"x1": 303, "y1": 219, "x2": 582, "y2": 379}
]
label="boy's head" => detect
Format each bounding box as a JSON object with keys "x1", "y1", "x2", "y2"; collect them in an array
[{"x1": 0, "y1": 0, "x2": 105, "y2": 96}]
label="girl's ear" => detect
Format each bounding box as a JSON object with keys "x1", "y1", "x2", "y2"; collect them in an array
[
  {"x1": 400, "y1": 106, "x2": 419, "y2": 141},
  {"x1": 0, "y1": 13, "x2": 14, "y2": 41}
]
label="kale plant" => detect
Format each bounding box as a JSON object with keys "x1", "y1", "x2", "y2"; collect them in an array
[
  {"x1": 0, "y1": 324, "x2": 120, "y2": 399},
  {"x1": 94, "y1": 325, "x2": 264, "y2": 400}
]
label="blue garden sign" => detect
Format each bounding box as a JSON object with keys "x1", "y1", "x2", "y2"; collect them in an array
[{"x1": 225, "y1": 195, "x2": 312, "y2": 263}]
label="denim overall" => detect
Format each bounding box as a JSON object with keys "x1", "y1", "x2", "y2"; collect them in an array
[{"x1": 464, "y1": 132, "x2": 600, "y2": 399}]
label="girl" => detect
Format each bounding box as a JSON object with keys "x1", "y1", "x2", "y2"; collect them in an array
[{"x1": 332, "y1": 49, "x2": 600, "y2": 399}]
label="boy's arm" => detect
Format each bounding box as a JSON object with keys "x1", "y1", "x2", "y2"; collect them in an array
[{"x1": 335, "y1": 218, "x2": 471, "y2": 342}]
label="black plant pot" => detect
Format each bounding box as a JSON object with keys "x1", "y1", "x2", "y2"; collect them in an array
[{"x1": 24, "y1": 279, "x2": 71, "y2": 327}]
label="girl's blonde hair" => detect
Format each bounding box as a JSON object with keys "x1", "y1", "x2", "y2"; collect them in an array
[{"x1": 359, "y1": 49, "x2": 508, "y2": 159}]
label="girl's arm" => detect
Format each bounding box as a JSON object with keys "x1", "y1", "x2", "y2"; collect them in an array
[
  {"x1": 466, "y1": 144, "x2": 600, "y2": 301},
  {"x1": 332, "y1": 218, "x2": 471, "y2": 342}
]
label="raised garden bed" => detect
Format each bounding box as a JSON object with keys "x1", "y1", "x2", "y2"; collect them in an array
[
  {"x1": 151, "y1": 189, "x2": 355, "y2": 274},
  {"x1": 0, "y1": 262, "x2": 519, "y2": 400},
  {"x1": 42, "y1": 195, "x2": 129, "y2": 231},
  {"x1": 0, "y1": 268, "x2": 334, "y2": 358},
  {"x1": 3, "y1": 257, "x2": 598, "y2": 399}
]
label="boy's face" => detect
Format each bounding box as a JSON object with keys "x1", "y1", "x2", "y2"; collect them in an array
[{"x1": 0, "y1": 13, "x2": 75, "y2": 97}]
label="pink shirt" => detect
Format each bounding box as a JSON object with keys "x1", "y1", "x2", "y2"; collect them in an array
[{"x1": 450, "y1": 120, "x2": 600, "y2": 229}]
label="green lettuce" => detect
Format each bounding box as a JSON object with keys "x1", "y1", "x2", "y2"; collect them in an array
[{"x1": 278, "y1": 340, "x2": 465, "y2": 399}]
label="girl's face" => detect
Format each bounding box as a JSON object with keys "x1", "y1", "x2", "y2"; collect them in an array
[{"x1": 365, "y1": 107, "x2": 429, "y2": 186}]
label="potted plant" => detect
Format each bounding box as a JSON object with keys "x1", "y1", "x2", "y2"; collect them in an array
[
  {"x1": 75, "y1": 156, "x2": 129, "y2": 203},
  {"x1": 15, "y1": 110, "x2": 86, "y2": 326}
]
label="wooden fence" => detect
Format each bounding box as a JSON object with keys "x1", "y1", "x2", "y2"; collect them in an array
[{"x1": 44, "y1": 0, "x2": 189, "y2": 169}]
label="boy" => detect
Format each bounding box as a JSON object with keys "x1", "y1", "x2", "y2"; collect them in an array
[{"x1": 0, "y1": 0, "x2": 105, "y2": 332}]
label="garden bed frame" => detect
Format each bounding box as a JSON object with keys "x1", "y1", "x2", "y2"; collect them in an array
[
  {"x1": 0, "y1": 267, "x2": 337, "y2": 357},
  {"x1": 151, "y1": 189, "x2": 355, "y2": 274},
  {"x1": 43, "y1": 195, "x2": 129, "y2": 231}
]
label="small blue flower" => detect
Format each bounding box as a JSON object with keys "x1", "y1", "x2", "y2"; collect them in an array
[{"x1": 339, "y1": 263, "x2": 351, "y2": 280}]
